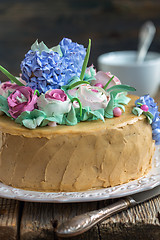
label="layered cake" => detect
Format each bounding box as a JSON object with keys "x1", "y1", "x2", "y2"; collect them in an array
[{"x1": 0, "y1": 38, "x2": 159, "y2": 192}]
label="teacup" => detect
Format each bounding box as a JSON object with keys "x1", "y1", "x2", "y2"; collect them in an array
[{"x1": 97, "y1": 51, "x2": 160, "y2": 97}]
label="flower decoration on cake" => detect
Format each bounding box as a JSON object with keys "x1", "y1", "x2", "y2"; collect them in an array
[
  {"x1": 92, "y1": 71, "x2": 121, "y2": 89},
  {"x1": 0, "y1": 81, "x2": 19, "y2": 98},
  {"x1": 0, "y1": 38, "x2": 138, "y2": 130},
  {"x1": 7, "y1": 86, "x2": 38, "y2": 119},
  {"x1": 20, "y1": 38, "x2": 86, "y2": 93},
  {"x1": 132, "y1": 94, "x2": 160, "y2": 145},
  {"x1": 38, "y1": 89, "x2": 71, "y2": 116},
  {"x1": 69, "y1": 84, "x2": 110, "y2": 111}
]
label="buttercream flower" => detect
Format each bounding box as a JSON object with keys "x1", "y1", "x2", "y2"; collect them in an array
[
  {"x1": 134, "y1": 95, "x2": 160, "y2": 145},
  {"x1": 83, "y1": 65, "x2": 96, "y2": 81},
  {"x1": 75, "y1": 84, "x2": 110, "y2": 111},
  {"x1": 37, "y1": 89, "x2": 71, "y2": 116},
  {"x1": 91, "y1": 71, "x2": 121, "y2": 89},
  {"x1": 0, "y1": 81, "x2": 19, "y2": 98},
  {"x1": 135, "y1": 94, "x2": 158, "y2": 120},
  {"x1": 7, "y1": 86, "x2": 38, "y2": 119},
  {"x1": 21, "y1": 38, "x2": 86, "y2": 93}
]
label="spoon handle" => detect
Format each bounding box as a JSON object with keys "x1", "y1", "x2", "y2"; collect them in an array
[
  {"x1": 56, "y1": 198, "x2": 131, "y2": 238},
  {"x1": 137, "y1": 21, "x2": 156, "y2": 63}
]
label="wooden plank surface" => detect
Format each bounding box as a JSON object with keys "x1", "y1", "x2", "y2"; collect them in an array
[
  {"x1": 98, "y1": 196, "x2": 160, "y2": 240},
  {"x1": 0, "y1": 198, "x2": 20, "y2": 240},
  {"x1": 20, "y1": 201, "x2": 100, "y2": 240},
  {"x1": 0, "y1": 195, "x2": 160, "y2": 239},
  {"x1": 19, "y1": 196, "x2": 160, "y2": 240}
]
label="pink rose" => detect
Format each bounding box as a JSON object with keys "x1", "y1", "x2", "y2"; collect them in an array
[
  {"x1": 0, "y1": 81, "x2": 19, "y2": 98},
  {"x1": 7, "y1": 86, "x2": 38, "y2": 118},
  {"x1": 45, "y1": 89, "x2": 67, "y2": 101},
  {"x1": 91, "y1": 71, "x2": 121, "y2": 89}
]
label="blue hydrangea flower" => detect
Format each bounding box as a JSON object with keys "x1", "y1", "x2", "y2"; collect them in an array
[
  {"x1": 21, "y1": 38, "x2": 86, "y2": 93},
  {"x1": 135, "y1": 94, "x2": 160, "y2": 145}
]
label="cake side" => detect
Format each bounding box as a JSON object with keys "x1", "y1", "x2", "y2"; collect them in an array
[{"x1": 0, "y1": 95, "x2": 155, "y2": 192}]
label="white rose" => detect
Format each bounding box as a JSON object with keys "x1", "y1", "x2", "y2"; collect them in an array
[
  {"x1": 37, "y1": 89, "x2": 71, "y2": 116},
  {"x1": 76, "y1": 84, "x2": 110, "y2": 111}
]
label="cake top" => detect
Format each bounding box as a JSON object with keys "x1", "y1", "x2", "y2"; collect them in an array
[{"x1": 0, "y1": 38, "x2": 160, "y2": 144}]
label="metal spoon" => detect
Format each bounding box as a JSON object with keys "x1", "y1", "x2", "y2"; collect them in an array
[{"x1": 137, "y1": 21, "x2": 156, "y2": 63}]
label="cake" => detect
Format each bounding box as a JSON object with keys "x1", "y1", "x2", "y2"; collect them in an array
[{"x1": 0, "y1": 38, "x2": 159, "y2": 192}]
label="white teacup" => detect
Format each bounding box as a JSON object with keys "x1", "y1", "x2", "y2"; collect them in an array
[{"x1": 97, "y1": 51, "x2": 160, "y2": 97}]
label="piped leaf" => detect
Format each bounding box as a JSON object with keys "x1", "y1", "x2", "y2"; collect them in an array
[
  {"x1": 0, "y1": 95, "x2": 11, "y2": 117},
  {"x1": 0, "y1": 65, "x2": 25, "y2": 86},
  {"x1": 104, "y1": 95, "x2": 114, "y2": 118},
  {"x1": 31, "y1": 40, "x2": 50, "y2": 54},
  {"x1": 68, "y1": 80, "x2": 89, "y2": 90},
  {"x1": 51, "y1": 44, "x2": 63, "y2": 57},
  {"x1": 132, "y1": 107, "x2": 143, "y2": 116},
  {"x1": 64, "y1": 105, "x2": 78, "y2": 126},
  {"x1": 106, "y1": 84, "x2": 136, "y2": 93},
  {"x1": 80, "y1": 39, "x2": 91, "y2": 81},
  {"x1": 103, "y1": 76, "x2": 114, "y2": 90},
  {"x1": 143, "y1": 111, "x2": 154, "y2": 124},
  {"x1": 15, "y1": 109, "x2": 47, "y2": 129},
  {"x1": 41, "y1": 115, "x2": 64, "y2": 127}
]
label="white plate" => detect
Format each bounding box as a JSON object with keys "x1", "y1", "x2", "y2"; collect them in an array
[{"x1": 0, "y1": 146, "x2": 160, "y2": 203}]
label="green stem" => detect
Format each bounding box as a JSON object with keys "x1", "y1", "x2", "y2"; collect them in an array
[
  {"x1": 0, "y1": 65, "x2": 25, "y2": 86},
  {"x1": 34, "y1": 89, "x2": 40, "y2": 96},
  {"x1": 80, "y1": 39, "x2": 91, "y2": 81},
  {"x1": 68, "y1": 80, "x2": 89, "y2": 90},
  {"x1": 137, "y1": 102, "x2": 143, "y2": 106},
  {"x1": 71, "y1": 97, "x2": 82, "y2": 117},
  {"x1": 103, "y1": 76, "x2": 114, "y2": 90}
]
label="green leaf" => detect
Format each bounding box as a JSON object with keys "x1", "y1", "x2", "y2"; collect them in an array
[
  {"x1": 104, "y1": 95, "x2": 114, "y2": 118},
  {"x1": 68, "y1": 80, "x2": 89, "y2": 90},
  {"x1": 143, "y1": 113, "x2": 152, "y2": 124},
  {"x1": 75, "y1": 106, "x2": 104, "y2": 122},
  {"x1": 103, "y1": 76, "x2": 114, "y2": 90},
  {"x1": 0, "y1": 95, "x2": 10, "y2": 116},
  {"x1": 89, "y1": 109, "x2": 105, "y2": 122},
  {"x1": 31, "y1": 40, "x2": 50, "y2": 54},
  {"x1": 114, "y1": 93, "x2": 131, "y2": 105},
  {"x1": 41, "y1": 114, "x2": 64, "y2": 127},
  {"x1": 64, "y1": 105, "x2": 78, "y2": 126},
  {"x1": 51, "y1": 44, "x2": 63, "y2": 57},
  {"x1": 22, "y1": 119, "x2": 38, "y2": 129},
  {"x1": 15, "y1": 109, "x2": 47, "y2": 129},
  {"x1": 143, "y1": 111, "x2": 154, "y2": 124},
  {"x1": 61, "y1": 77, "x2": 81, "y2": 92},
  {"x1": 80, "y1": 39, "x2": 91, "y2": 81},
  {"x1": 132, "y1": 107, "x2": 143, "y2": 116},
  {"x1": 0, "y1": 65, "x2": 25, "y2": 86},
  {"x1": 106, "y1": 84, "x2": 136, "y2": 93},
  {"x1": 83, "y1": 66, "x2": 96, "y2": 81}
]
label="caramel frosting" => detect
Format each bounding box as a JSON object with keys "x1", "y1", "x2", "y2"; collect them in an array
[{"x1": 0, "y1": 95, "x2": 155, "y2": 192}]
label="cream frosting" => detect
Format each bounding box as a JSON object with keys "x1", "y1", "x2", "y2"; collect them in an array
[{"x1": 0, "y1": 95, "x2": 155, "y2": 192}]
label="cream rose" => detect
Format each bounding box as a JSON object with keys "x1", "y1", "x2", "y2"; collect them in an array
[
  {"x1": 91, "y1": 71, "x2": 121, "y2": 89},
  {"x1": 76, "y1": 84, "x2": 110, "y2": 111},
  {"x1": 37, "y1": 89, "x2": 71, "y2": 116}
]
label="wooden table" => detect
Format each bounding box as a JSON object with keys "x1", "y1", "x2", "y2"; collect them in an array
[
  {"x1": 0, "y1": 196, "x2": 160, "y2": 240},
  {"x1": 1, "y1": 90, "x2": 160, "y2": 240}
]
